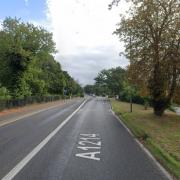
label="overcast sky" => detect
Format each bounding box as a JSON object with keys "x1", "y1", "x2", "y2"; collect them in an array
[{"x1": 0, "y1": 0, "x2": 129, "y2": 85}]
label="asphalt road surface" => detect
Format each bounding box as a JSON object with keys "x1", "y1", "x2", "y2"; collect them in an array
[{"x1": 0, "y1": 98, "x2": 170, "y2": 180}]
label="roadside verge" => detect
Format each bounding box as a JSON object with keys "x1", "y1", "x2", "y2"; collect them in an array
[{"x1": 110, "y1": 99, "x2": 180, "y2": 180}]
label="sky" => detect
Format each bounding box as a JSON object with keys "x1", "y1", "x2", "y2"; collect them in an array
[{"x1": 0, "y1": 0, "x2": 129, "y2": 85}]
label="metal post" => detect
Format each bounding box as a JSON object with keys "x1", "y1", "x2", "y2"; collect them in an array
[{"x1": 130, "y1": 94, "x2": 132, "y2": 112}]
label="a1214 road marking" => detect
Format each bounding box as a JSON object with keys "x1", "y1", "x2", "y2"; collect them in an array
[{"x1": 75, "y1": 134, "x2": 101, "y2": 161}]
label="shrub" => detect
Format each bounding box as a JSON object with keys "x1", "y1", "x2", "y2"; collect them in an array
[{"x1": 0, "y1": 86, "x2": 11, "y2": 100}]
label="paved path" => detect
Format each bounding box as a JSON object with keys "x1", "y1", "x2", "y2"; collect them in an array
[
  {"x1": 0, "y1": 98, "x2": 170, "y2": 180},
  {"x1": 174, "y1": 107, "x2": 180, "y2": 115},
  {"x1": 0, "y1": 99, "x2": 80, "y2": 127}
]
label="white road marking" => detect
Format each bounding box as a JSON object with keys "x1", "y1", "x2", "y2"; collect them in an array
[
  {"x1": 76, "y1": 134, "x2": 101, "y2": 161},
  {"x1": 78, "y1": 140, "x2": 101, "y2": 146},
  {"x1": 80, "y1": 134, "x2": 99, "y2": 137},
  {"x1": 1, "y1": 99, "x2": 87, "y2": 180},
  {"x1": 80, "y1": 137, "x2": 100, "y2": 141},
  {"x1": 76, "y1": 152, "x2": 100, "y2": 161},
  {"x1": 77, "y1": 146, "x2": 101, "y2": 151}
]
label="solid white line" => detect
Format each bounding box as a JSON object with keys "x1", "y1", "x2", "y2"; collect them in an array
[
  {"x1": 2, "y1": 99, "x2": 87, "y2": 180},
  {"x1": 110, "y1": 109, "x2": 172, "y2": 180}
]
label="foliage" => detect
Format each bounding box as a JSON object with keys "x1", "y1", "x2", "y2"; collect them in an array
[
  {"x1": 113, "y1": 0, "x2": 180, "y2": 116},
  {"x1": 84, "y1": 85, "x2": 95, "y2": 95},
  {"x1": 174, "y1": 84, "x2": 180, "y2": 104},
  {"x1": 0, "y1": 85, "x2": 11, "y2": 100},
  {"x1": 96, "y1": 67, "x2": 126, "y2": 95},
  {"x1": 118, "y1": 81, "x2": 151, "y2": 107},
  {"x1": 122, "y1": 81, "x2": 137, "y2": 99},
  {"x1": 84, "y1": 66, "x2": 153, "y2": 108},
  {"x1": 0, "y1": 95, "x2": 66, "y2": 111},
  {"x1": 63, "y1": 71, "x2": 83, "y2": 96},
  {"x1": 84, "y1": 67, "x2": 126, "y2": 96},
  {"x1": 0, "y1": 17, "x2": 82, "y2": 100}
]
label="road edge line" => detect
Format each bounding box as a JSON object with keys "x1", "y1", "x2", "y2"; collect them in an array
[
  {"x1": 110, "y1": 109, "x2": 173, "y2": 180},
  {"x1": 2, "y1": 99, "x2": 87, "y2": 180}
]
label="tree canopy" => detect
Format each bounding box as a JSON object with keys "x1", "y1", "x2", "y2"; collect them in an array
[
  {"x1": 94, "y1": 67, "x2": 126, "y2": 95},
  {"x1": 0, "y1": 17, "x2": 83, "y2": 99},
  {"x1": 113, "y1": 0, "x2": 180, "y2": 115},
  {"x1": 84, "y1": 67, "x2": 126, "y2": 96}
]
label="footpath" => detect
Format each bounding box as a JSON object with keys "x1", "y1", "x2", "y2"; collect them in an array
[
  {"x1": 174, "y1": 107, "x2": 180, "y2": 115},
  {"x1": 0, "y1": 98, "x2": 78, "y2": 127}
]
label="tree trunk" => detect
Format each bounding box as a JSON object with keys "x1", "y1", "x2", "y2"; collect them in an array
[
  {"x1": 150, "y1": 60, "x2": 169, "y2": 116},
  {"x1": 153, "y1": 98, "x2": 168, "y2": 116}
]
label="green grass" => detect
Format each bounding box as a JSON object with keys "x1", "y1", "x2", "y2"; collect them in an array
[{"x1": 110, "y1": 99, "x2": 180, "y2": 179}]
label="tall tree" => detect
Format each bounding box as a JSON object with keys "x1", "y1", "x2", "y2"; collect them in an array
[
  {"x1": 0, "y1": 17, "x2": 82, "y2": 98},
  {"x1": 84, "y1": 85, "x2": 95, "y2": 95},
  {"x1": 63, "y1": 71, "x2": 83, "y2": 96},
  {"x1": 94, "y1": 67, "x2": 126, "y2": 96},
  {"x1": 113, "y1": 0, "x2": 180, "y2": 116},
  {"x1": 0, "y1": 17, "x2": 56, "y2": 97}
]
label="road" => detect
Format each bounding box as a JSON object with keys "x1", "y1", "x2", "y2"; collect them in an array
[{"x1": 0, "y1": 98, "x2": 170, "y2": 180}]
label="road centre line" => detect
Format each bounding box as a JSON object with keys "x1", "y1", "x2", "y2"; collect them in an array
[{"x1": 1, "y1": 99, "x2": 87, "y2": 180}]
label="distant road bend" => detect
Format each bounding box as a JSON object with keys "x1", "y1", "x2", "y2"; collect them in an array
[{"x1": 0, "y1": 98, "x2": 170, "y2": 180}]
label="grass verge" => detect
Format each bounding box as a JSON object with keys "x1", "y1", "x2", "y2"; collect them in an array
[{"x1": 110, "y1": 99, "x2": 180, "y2": 179}]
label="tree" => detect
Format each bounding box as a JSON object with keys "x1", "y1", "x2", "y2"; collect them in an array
[
  {"x1": 122, "y1": 81, "x2": 137, "y2": 112},
  {"x1": 0, "y1": 85, "x2": 11, "y2": 100},
  {"x1": 0, "y1": 17, "x2": 56, "y2": 97},
  {"x1": 113, "y1": 0, "x2": 180, "y2": 116},
  {"x1": 0, "y1": 17, "x2": 82, "y2": 99},
  {"x1": 63, "y1": 71, "x2": 83, "y2": 97},
  {"x1": 174, "y1": 83, "x2": 180, "y2": 104},
  {"x1": 94, "y1": 67, "x2": 126, "y2": 96}
]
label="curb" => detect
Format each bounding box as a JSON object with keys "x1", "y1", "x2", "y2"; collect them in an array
[{"x1": 110, "y1": 109, "x2": 173, "y2": 180}]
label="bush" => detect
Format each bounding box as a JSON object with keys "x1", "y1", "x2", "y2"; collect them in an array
[
  {"x1": 0, "y1": 95, "x2": 63, "y2": 111},
  {"x1": 0, "y1": 86, "x2": 11, "y2": 100},
  {"x1": 118, "y1": 91, "x2": 152, "y2": 106}
]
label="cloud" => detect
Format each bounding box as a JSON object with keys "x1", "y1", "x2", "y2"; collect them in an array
[
  {"x1": 57, "y1": 46, "x2": 129, "y2": 85},
  {"x1": 46, "y1": 0, "x2": 129, "y2": 85},
  {"x1": 24, "y1": 0, "x2": 29, "y2": 6}
]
